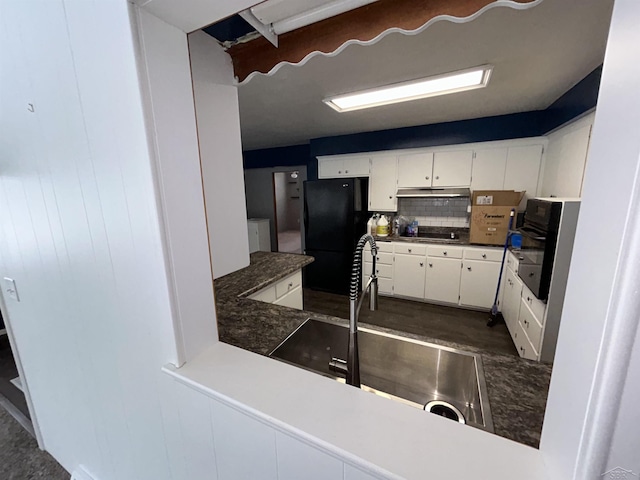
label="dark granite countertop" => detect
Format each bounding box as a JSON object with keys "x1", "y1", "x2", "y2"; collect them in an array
[
  {"x1": 374, "y1": 226, "x2": 471, "y2": 245},
  {"x1": 214, "y1": 251, "x2": 551, "y2": 449}
]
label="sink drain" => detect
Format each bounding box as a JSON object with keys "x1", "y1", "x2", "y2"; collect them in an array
[{"x1": 424, "y1": 401, "x2": 466, "y2": 424}]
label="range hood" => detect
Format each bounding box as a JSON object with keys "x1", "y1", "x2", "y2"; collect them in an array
[{"x1": 396, "y1": 187, "x2": 471, "y2": 198}]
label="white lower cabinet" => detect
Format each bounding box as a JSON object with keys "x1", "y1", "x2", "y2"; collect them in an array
[
  {"x1": 502, "y1": 265, "x2": 523, "y2": 333},
  {"x1": 393, "y1": 254, "x2": 426, "y2": 298},
  {"x1": 518, "y1": 298, "x2": 543, "y2": 351},
  {"x1": 459, "y1": 259, "x2": 502, "y2": 309},
  {"x1": 273, "y1": 286, "x2": 303, "y2": 309},
  {"x1": 512, "y1": 319, "x2": 538, "y2": 361},
  {"x1": 502, "y1": 251, "x2": 548, "y2": 361},
  {"x1": 248, "y1": 270, "x2": 303, "y2": 310},
  {"x1": 425, "y1": 257, "x2": 462, "y2": 304}
]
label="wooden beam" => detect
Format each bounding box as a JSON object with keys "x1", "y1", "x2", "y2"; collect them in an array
[{"x1": 228, "y1": 0, "x2": 534, "y2": 82}]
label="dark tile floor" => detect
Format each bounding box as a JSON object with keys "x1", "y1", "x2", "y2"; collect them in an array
[{"x1": 304, "y1": 289, "x2": 518, "y2": 357}]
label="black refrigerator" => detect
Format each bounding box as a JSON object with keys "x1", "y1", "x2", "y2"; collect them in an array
[{"x1": 303, "y1": 178, "x2": 369, "y2": 295}]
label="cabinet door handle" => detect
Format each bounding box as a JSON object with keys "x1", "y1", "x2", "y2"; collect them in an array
[
  {"x1": 435, "y1": 176, "x2": 440, "y2": 180},
  {"x1": 338, "y1": 170, "x2": 342, "y2": 174},
  {"x1": 389, "y1": 195, "x2": 392, "y2": 199},
  {"x1": 527, "y1": 296, "x2": 531, "y2": 302},
  {"x1": 429, "y1": 263, "x2": 433, "y2": 268},
  {"x1": 467, "y1": 267, "x2": 472, "y2": 271},
  {"x1": 408, "y1": 248, "x2": 412, "y2": 253},
  {"x1": 345, "y1": 170, "x2": 349, "y2": 174},
  {"x1": 443, "y1": 251, "x2": 448, "y2": 256},
  {"x1": 425, "y1": 176, "x2": 430, "y2": 180},
  {"x1": 482, "y1": 254, "x2": 487, "y2": 259},
  {"x1": 419, "y1": 262, "x2": 424, "y2": 267},
  {"x1": 288, "y1": 282, "x2": 293, "y2": 288},
  {"x1": 376, "y1": 269, "x2": 379, "y2": 274}
]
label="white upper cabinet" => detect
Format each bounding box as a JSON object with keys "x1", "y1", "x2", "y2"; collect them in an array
[
  {"x1": 471, "y1": 148, "x2": 508, "y2": 191},
  {"x1": 343, "y1": 156, "x2": 371, "y2": 176},
  {"x1": 504, "y1": 144, "x2": 543, "y2": 209},
  {"x1": 397, "y1": 152, "x2": 434, "y2": 188},
  {"x1": 318, "y1": 157, "x2": 343, "y2": 178},
  {"x1": 432, "y1": 150, "x2": 473, "y2": 187},
  {"x1": 318, "y1": 156, "x2": 370, "y2": 178},
  {"x1": 541, "y1": 118, "x2": 593, "y2": 198},
  {"x1": 369, "y1": 156, "x2": 398, "y2": 211}
]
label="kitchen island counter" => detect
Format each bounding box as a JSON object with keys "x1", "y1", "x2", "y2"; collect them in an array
[{"x1": 214, "y1": 251, "x2": 551, "y2": 449}]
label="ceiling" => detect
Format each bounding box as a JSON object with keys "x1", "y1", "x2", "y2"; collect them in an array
[{"x1": 237, "y1": 0, "x2": 613, "y2": 151}]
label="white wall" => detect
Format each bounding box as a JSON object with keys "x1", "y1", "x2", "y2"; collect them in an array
[
  {"x1": 135, "y1": 6, "x2": 218, "y2": 365},
  {"x1": 161, "y1": 374, "x2": 384, "y2": 480},
  {"x1": 541, "y1": 112, "x2": 595, "y2": 198},
  {"x1": 0, "y1": 1, "x2": 180, "y2": 478},
  {"x1": 540, "y1": 0, "x2": 640, "y2": 478},
  {"x1": 188, "y1": 31, "x2": 250, "y2": 278}
]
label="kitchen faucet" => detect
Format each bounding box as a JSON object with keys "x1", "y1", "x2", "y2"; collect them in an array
[{"x1": 329, "y1": 234, "x2": 379, "y2": 388}]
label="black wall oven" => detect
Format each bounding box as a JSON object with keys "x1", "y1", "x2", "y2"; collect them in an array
[{"x1": 518, "y1": 199, "x2": 563, "y2": 301}]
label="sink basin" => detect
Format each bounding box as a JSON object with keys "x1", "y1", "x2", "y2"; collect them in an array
[{"x1": 269, "y1": 319, "x2": 494, "y2": 432}]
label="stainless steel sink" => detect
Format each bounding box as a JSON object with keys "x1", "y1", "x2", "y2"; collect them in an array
[{"x1": 269, "y1": 319, "x2": 494, "y2": 432}]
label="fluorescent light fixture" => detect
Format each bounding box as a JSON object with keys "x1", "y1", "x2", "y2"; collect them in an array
[{"x1": 323, "y1": 65, "x2": 493, "y2": 113}]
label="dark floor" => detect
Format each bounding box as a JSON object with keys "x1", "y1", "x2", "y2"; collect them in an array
[
  {"x1": 0, "y1": 335, "x2": 30, "y2": 420},
  {"x1": 0, "y1": 335, "x2": 68, "y2": 479},
  {"x1": 0, "y1": 405, "x2": 68, "y2": 480},
  {"x1": 304, "y1": 289, "x2": 519, "y2": 357}
]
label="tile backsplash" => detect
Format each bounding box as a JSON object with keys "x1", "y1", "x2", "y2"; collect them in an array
[{"x1": 397, "y1": 197, "x2": 470, "y2": 228}]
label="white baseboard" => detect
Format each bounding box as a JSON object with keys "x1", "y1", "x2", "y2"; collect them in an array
[
  {"x1": 71, "y1": 466, "x2": 96, "y2": 480},
  {"x1": 9, "y1": 376, "x2": 22, "y2": 392}
]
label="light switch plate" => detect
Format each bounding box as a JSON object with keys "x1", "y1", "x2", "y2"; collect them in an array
[{"x1": 4, "y1": 277, "x2": 19, "y2": 301}]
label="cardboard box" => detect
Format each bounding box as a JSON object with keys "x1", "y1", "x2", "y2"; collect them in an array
[{"x1": 470, "y1": 190, "x2": 525, "y2": 246}]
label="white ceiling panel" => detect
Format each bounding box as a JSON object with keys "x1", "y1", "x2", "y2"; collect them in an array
[{"x1": 237, "y1": 0, "x2": 612, "y2": 150}]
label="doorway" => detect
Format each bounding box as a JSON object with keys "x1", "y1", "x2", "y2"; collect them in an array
[
  {"x1": 273, "y1": 170, "x2": 303, "y2": 253},
  {"x1": 0, "y1": 310, "x2": 35, "y2": 437}
]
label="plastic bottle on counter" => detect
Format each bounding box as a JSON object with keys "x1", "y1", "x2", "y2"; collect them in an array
[
  {"x1": 376, "y1": 214, "x2": 389, "y2": 237},
  {"x1": 368, "y1": 214, "x2": 378, "y2": 236}
]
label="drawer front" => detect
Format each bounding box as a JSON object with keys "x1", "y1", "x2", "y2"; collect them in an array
[
  {"x1": 366, "y1": 242, "x2": 393, "y2": 253},
  {"x1": 513, "y1": 320, "x2": 539, "y2": 361},
  {"x1": 275, "y1": 271, "x2": 302, "y2": 299},
  {"x1": 365, "y1": 251, "x2": 393, "y2": 265},
  {"x1": 506, "y1": 251, "x2": 521, "y2": 274},
  {"x1": 519, "y1": 299, "x2": 543, "y2": 351},
  {"x1": 426, "y1": 246, "x2": 464, "y2": 259},
  {"x1": 248, "y1": 285, "x2": 277, "y2": 303},
  {"x1": 273, "y1": 285, "x2": 303, "y2": 310},
  {"x1": 363, "y1": 262, "x2": 393, "y2": 278},
  {"x1": 378, "y1": 277, "x2": 394, "y2": 295},
  {"x1": 521, "y1": 284, "x2": 546, "y2": 321},
  {"x1": 463, "y1": 247, "x2": 503, "y2": 262},
  {"x1": 394, "y1": 243, "x2": 427, "y2": 256}
]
